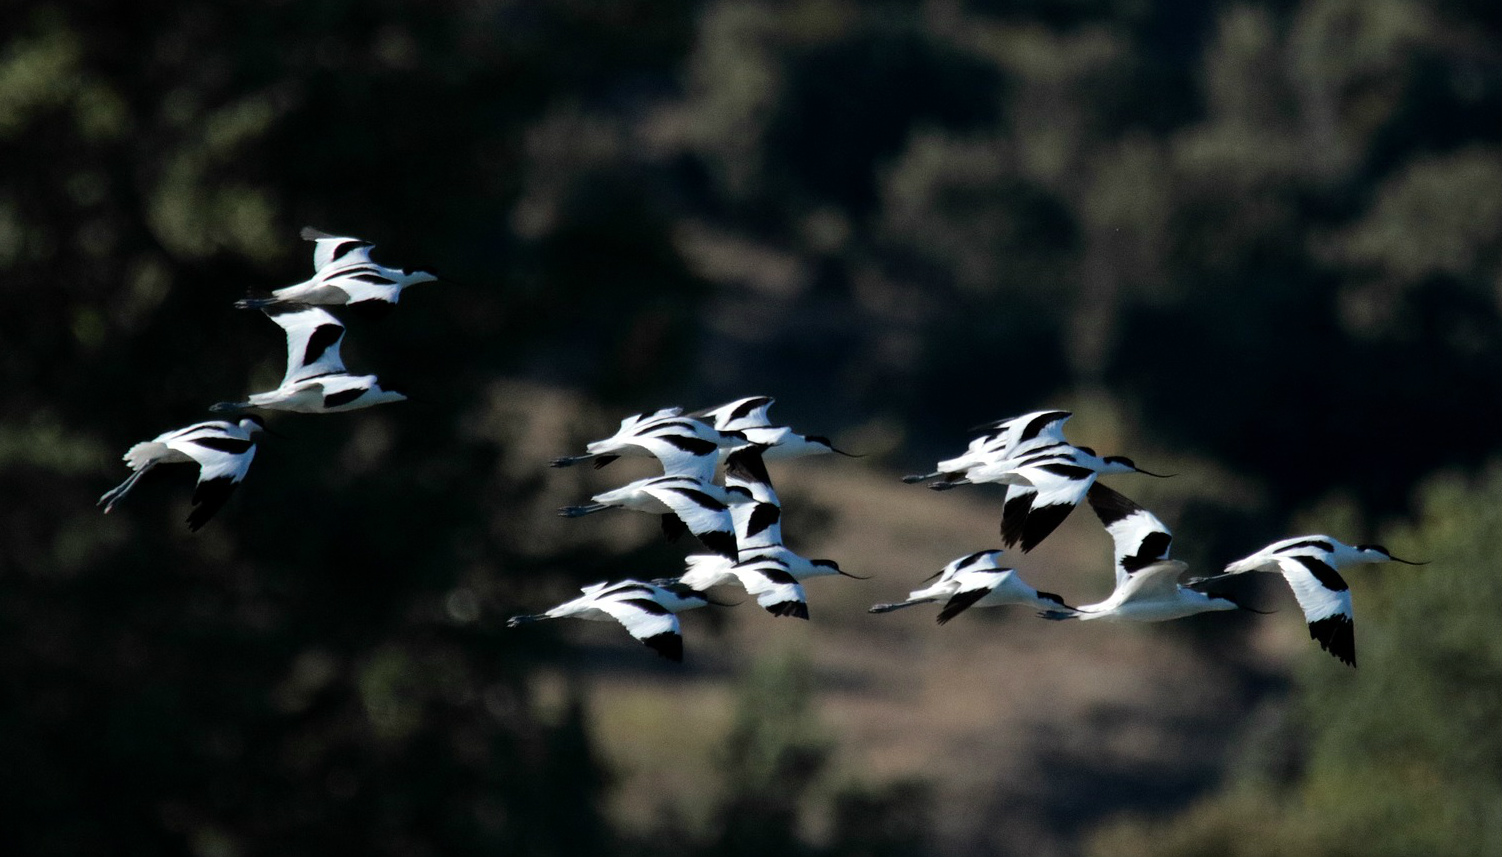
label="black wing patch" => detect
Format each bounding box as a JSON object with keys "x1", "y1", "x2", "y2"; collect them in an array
[
  {"x1": 1308, "y1": 614, "x2": 1356, "y2": 667},
  {"x1": 660, "y1": 513, "x2": 688, "y2": 543},
  {"x1": 954, "y1": 550, "x2": 994, "y2": 571},
  {"x1": 190, "y1": 436, "x2": 254, "y2": 455},
  {"x1": 730, "y1": 396, "x2": 773, "y2": 422},
  {"x1": 303, "y1": 323, "x2": 344, "y2": 368},
  {"x1": 187, "y1": 476, "x2": 238, "y2": 532},
  {"x1": 1000, "y1": 492, "x2": 1035, "y2": 548},
  {"x1": 1290, "y1": 555, "x2": 1349, "y2": 592},
  {"x1": 697, "y1": 529, "x2": 738, "y2": 560},
  {"x1": 323, "y1": 387, "x2": 366, "y2": 409},
  {"x1": 756, "y1": 566, "x2": 799, "y2": 586},
  {"x1": 766, "y1": 600, "x2": 809, "y2": 620},
  {"x1": 329, "y1": 238, "x2": 373, "y2": 262},
  {"x1": 1085, "y1": 482, "x2": 1141, "y2": 527},
  {"x1": 1018, "y1": 502, "x2": 1077, "y2": 553},
  {"x1": 1281, "y1": 538, "x2": 1336, "y2": 554},
  {"x1": 936, "y1": 588, "x2": 991, "y2": 625},
  {"x1": 1122, "y1": 531, "x2": 1174, "y2": 574},
  {"x1": 345, "y1": 272, "x2": 397, "y2": 285},
  {"x1": 659, "y1": 435, "x2": 719, "y2": 456},
  {"x1": 745, "y1": 503, "x2": 781, "y2": 539},
  {"x1": 669, "y1": 488, "x2": 727, "y2": 512},
  {"x1": 638, "y1": 631, "x2": 684, "y2": 662},
  {"x1": 1038, "y1": 462, "x2": 1095, "y2": 481},
  {"x1": 1020, "y1": 410, "x2": 1070, "y2": 442},
  {"x1": 619, "y1": 597, "x2": 671, "y2": 616},
  {"x1": 724, "y1": 446, "x2": 774, "y2": 486}
]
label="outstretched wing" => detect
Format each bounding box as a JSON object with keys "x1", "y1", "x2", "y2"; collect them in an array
[
  {"x1": 641, "y1": 479, "x2": 737, "y2": 559},
  {"x1": 695, "y1": 396, "x2": 776, "y2": 432},
  {"x1": 264, "y1": 304, "x2": 346, "y2": 384},
  {"x1": 724, "y1": 446, "x2": 783, "y2": 549},
  {"x1": 1273, "y1": 554, "x2": 1356, "y2": 667},
  {"x1": 170, "y1": 427, "x2": 258, "y2": 531},
  {"x1": 970, "y1": 410, "x2": 1072, "y2": 456},
  {"x1": 303, "y1": 227, "x2": 375, "y2": 272},
  {"x1": 1085, "y1": 482, "x2": 1174, "y2": 588},
  {"x1": 596, "y1": 594, "x2": 684, "y2": 661},
  {"x1": 730, "y1": 556, "x2": 809, "y2": 618},
  {"x1": 1110, "y1": 559, "x2": 1191, "y2": 603},
  {"x1": 1001, "y1": 460, "x2": 1096, "y2": 552}
]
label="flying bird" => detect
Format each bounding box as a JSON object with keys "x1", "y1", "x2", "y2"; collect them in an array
[
  {"x1": 212, "y1": 305, "x2": 406, "y2": 414},
  {"x1": 507, "y1": 579, "x2": 713, "y2": 662},
  {"x1": 694, "y1": 396, "x2": 858, "y2": 460},
  {"x1": 98, "y1": 416, "x2": 266, "y2": 531},
  {"x1": 235, "y1": 228, "x2": 437, "y2": 314},
  {"x1": 1039, "y1": 484, "x2": 1255, "y2": 623},
  {"x1": 903, "y1": 410, "x2": 1072, "y2": 485},
  {"x1": 1192, "y1": 536, "x2": 1425, "y2": 667},
  {"x1": 559, "y1": 474, "x2": 739, "y2": 559},
  {"x1": 549, "y1": 408, "x2": 738, "y2": 474},
  {"x1": 868, "y1": 548, "x2": 1071, "y2": 623}
]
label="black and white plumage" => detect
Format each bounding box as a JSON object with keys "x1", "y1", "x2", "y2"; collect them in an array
[
  {"x1": 213, "y1": 305, "x2": 406, "y2": 414},
  {"x1": 678, "y1": 446, "x2": 861, "y2": 616},
  {"x1": 1039, "y1": 484, "x2": 1248, "y2": 623},
  {"x1": 1201, "y1": 537, "x2": 1422, "y2": 667},
  {"x1": 694, "y1": 396, "x2": 857, "y2": 460},
  {"x1": 98, "y1": 416, "x2": 265, "y2": 531},
  {"x1": 550, "y1": 408, "x2": 736, "y2": 476},
  {"x1": 506, "y1": 579, "x2": 712, "y2": 661},
  {"x1": 234, "y1": 228, "x2": 437, "y2": 314},
  {"x1": 559, "y1": 475, "x2": 739, "y2": 559},
  {"x1": 902, "y1": 410, "x2": 1071, "y2": 485},
  {"x1": 868, "y1": 549, "x2": 1071, "y2": 623}
]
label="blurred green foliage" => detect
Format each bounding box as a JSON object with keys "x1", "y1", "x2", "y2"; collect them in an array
[
  {"x1": 1087, "y1": 462, "x2": 1502, "y2": 857},
  {"x1": 1, "y1": 0, "x2": 1499, "y2": 854}
]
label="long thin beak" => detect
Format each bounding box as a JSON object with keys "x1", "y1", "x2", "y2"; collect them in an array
[
  {"x1": 1136, "y1": 467, "x2": 1174, "y2": 478},
  {"x1": 1389, "y1": 556, "x2": 1428, "y2": 566},
  {"x1": 837, "y1": 569, "x2": 872, "y2": 580},
  {"x1": 830, "y1": 446, "x2": 864, "y2": 458}
]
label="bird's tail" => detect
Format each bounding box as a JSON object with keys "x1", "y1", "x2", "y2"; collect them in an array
[{"x1": 98, "y1": 467, "x2": 151, "y2": 513}]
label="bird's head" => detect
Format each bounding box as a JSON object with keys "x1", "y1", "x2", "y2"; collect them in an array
[
  {"x1": 1104, "y1": 455, "x2": 1172, "y2": 478},
  {"x1": 804, "y1": 435, "x2": 862, "y2": 458},
  {"x1": 810, "y1": 558, "x2": 869, "y2": 580},
  {"x1": 1357, "y1": 543, "x2": 1426, "y2": 566}
]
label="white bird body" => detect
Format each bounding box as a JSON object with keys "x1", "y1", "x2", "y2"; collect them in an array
[
  {"x1": 906, "y1": 410, "x2": 1072, "y2": 484},
  {"x1": 560, "y1": 474, "x2": 739, "y2": 559},
  {"x1": 236, "y1": 228, "x2": 437, "y2": 312},
  {"x1": 98, "y1": 416, "x2": 265, "y2": 531},
  {"x1": 869, "y1": 549, "x2": 1071, "y2": 622},
  {"x1": 215, "y1": 305, "x2": 405, "y2": 414},
  {"x1": 1220, "y1": 536, "x2": 1417, "y2": 576},
  {"x1": 1041, "y1": 484, "x2": 1243, "y2": 623},
  {"x1": 678, "y1": 553, "x2": 808, "y2": 618},
  {"x1": 506, "y1": 579, "x2": 711, "y2": 661}
]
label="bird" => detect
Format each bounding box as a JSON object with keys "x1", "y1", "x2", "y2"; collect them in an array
[
  {"x1": 507, "y1": 578, "x2": 713, "y2": 661},
  {"x1": 1038, "y1": 483, "x2": 1257, "y2": 623},
  {"x1": 98, "y1": 416, "x2": 266, "y2": 531},
  {"x1": 549, "y1": 408, "x2": 737, "y2": 474},
  {"x1": 1191, "y1": 537, "x2": 1425, "y2": 668},
  {"x1": 234, "y1": 227, "x2": 437, "y2": 314},
  {"x1": 903, "y1": 409, "x2": 1072, "y2": 485},
  {"x1": 868, "y1": 548, "x2": 1071, "y2": 623},
  {"x1": 693, "y1": 396, "x2": 858, "y2": 460},
  {"x1": 212, "y1": 305, "x2": 406, "y2": 414},
  {"x1": 559, "y1": 474, "x2": 740, "y2": 559},
  {"x1": 941, "y1": 442, "x2": 1170, "y2": 553},
  {"x1": 677, "y1": 446, "x2": 864, "y2": 617}
]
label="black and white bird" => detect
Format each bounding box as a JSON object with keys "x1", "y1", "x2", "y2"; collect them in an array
[
  {"x1": 550, "y1": 408, "x2": 735, "y2": 475},
  {"x1": 212, "y1": 305, "x2": 406, "y2": 414},
  {"x1": 677, "y1": 447, "x2": 861, "y2": 617},
  {"x1": 1039, "y1": 483, "x2": 1254, "y2": 623},
  {"x1": 694, "y1": 396, "x2": 858, "y2": 460},
  {"x1": 559, "y1": 475, "x2": 739, "y2": 559},
  {"x1": 507, "y1": 579, "x2": 713, "y2": 661},
  {"x1": 903, "y1": 410, "x2": 1072, "y2": 485},
  {"x1": 1192, "y1": 537, "x2": 1424, "y2": 667},
  {"x1": 235, "y1": 228, "x2": 437, "y2": 314},
  {"x1": 868, "y1": 549, "x2": 1071, "y2": 623},
  {"x1": 98, "y1": 416, "x2": 266, "y2": 531}
]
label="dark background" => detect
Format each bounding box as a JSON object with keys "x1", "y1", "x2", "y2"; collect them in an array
[{"x1": 3, "y1": 1, "x2": 1501, "y2": 854}]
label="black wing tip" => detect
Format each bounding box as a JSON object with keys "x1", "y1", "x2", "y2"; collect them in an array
[
  {"x1": 1308, "y1": 615, "x2": 1356, "y2": 667},
  {"x1": 1018, "y1": 502, "x2": 1077, "y2": 553},
  {"x1": 640, "y1": 632, "x2": 684, "y2": 662},
  {"x1": 698, "y1": 530, "x2": 739, "y2": 560},
  {"x1": 1084, "y1": 482, "x2": 1139, "y2": 526},
  {"x1": 767, "y1": 600, "x2": 809, "y2": 620},
  {"x1": 935, "y1": 588, "x2": 990, "y2": 625}
]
